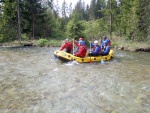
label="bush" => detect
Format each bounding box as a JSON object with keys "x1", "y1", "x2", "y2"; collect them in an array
[{"x1": 36, "y1": 39, "x2": 49, "y2": 47}]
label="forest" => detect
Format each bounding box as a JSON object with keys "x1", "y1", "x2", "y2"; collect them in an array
[{"x1": 0, "y1": 0, "x2": 150, "y2": 44}]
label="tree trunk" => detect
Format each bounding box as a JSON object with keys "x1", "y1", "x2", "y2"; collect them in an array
[
  {"x1": 109, "y1": 0, "x2": 112, "y2": 39},
  {"x1": 17, "y1": 0, "x2": 22, "y2": 43},
  {"x1": 32, "y1": 16, "x2": 35, "y2": 40}
]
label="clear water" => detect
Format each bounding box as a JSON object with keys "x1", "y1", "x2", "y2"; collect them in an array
[{"x1": 0, "y1": 47, "x2": 150, "y2": 113}]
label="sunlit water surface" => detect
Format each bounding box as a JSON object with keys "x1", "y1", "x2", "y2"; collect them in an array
[{"x1": 0, "y1": 47, "x2": 150, "y2": 113}]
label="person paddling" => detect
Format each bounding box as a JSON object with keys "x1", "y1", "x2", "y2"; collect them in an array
[
  {"x1": 101, "y1": 36, "x2": 111, "y2": 47},
  {"x1": 74, "y1": 37, "x2": 86, "y2": 54},
  {"x1": 88, "y1": 40, "x2": 101, "y2": 56},
  {"x1": 60, "y1": 38, "x2": 73, "y2": 53},
  {"x1": 74, "y1": 40, "x2": 87, "y2": 58},
  {"x1": 100, "y1": 42, "x2": 110, "y2": 56}
]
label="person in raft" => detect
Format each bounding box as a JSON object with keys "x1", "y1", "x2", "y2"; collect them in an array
[
  {"x1": 74, "y1": 37, "x2": 85, "y2": 53},
  {"x1": 74, "y1": 40, "x2": 87, "y2": 58},
  {"x1": 101, "y1": 36, "x2": 111, "y2": 47},
  {"x1": 60, "y1": 38, "x2": 73, "y2": 53},
  {"x1": 89, "y1": 40, "x2": 101, "y2": 56},
  {"x1": 100, "y1": 42, "x2": 110, "y2": 56}
]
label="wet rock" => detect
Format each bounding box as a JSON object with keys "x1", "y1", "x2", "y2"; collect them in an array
[
  {"x1": 23, "y1": 43, "x2": 33, "y2": 46},
  {"x1": 135, "y1": 48, "x2": 150, "y2": 52},
  {"x1": 113, "y1": 46, "x2": 150, "y2": 52},
  {"x1": 118, "y1": 46, "x2": 124, "y2": 50}
]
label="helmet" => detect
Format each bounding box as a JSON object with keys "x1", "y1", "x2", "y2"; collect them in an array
[
  {"x1": 79, "y1": 40, "x2": 85, "y2": 45},
  {"x1": 103, "y1": 42, "x2": 108, "y2": 45},
  {"x1": 79, "y1": 38, "x2": 83, "y2": 40},
  {"x1": 65, "y1": 38, "x2": 69, "y2": 41},
  {"x1": 103, "y1": 36, "x2": 106, "y2": 39},
  {"x1": 94, "y1": 40, "x2": 98, "y2": 44},
  {"x1": 81, "y1": 41, "x2": 85, "y2": 45}
]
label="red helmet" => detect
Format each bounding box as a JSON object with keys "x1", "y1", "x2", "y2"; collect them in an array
[{"x1": 79, "y1": 38, "x2": 83, "y2": 40}]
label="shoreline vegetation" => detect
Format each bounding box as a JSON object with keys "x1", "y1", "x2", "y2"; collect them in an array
[{"x1": 0, "y1": 38, "x2": 150, "y2": 52}]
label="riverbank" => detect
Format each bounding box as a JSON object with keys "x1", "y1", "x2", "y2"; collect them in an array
[
  {"x1": 0, "y1": 39, "x2": 150, "y2": 52},
  {"x1": 111, "y1": 41, "x2": 150, "y2": 52}
]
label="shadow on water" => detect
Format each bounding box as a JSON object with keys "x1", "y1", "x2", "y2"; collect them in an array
[{"x1": 0, "y1": 47, "x2": 150, "y2": 113}]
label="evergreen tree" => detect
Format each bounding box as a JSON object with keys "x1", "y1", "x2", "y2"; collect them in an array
[
  {"x1": 0, "y1": 0, "x2": 17, "y2": 42},
  {"x1": 96, "y1": 0, "x2": 103, "y2": 19},
  {"x1": 89, "y1": 0, "x2": 96, "y2": 20},
  {"x1": 61, "y1": 0, "x2": 68, "y2": 18},
  {"x1": 68, "y1": 2, "x2": 73, "y2": 18},
  {"x1": 73, "y1": 0, "x2": 85, "y2": 20},
  {"x1": 21, "y1": 0, "x2": 51, "y2": 39},
  {"x1": 66, "y1": 14, "x2": 85, "y2": 39},
  {"x1": 84, "y1": 4, "x2": 90, "y2": 21},
  {"x1": 119, "y1": 0, "x2": 140, "y2": 40},
  {"x1": 137, "y1": 0, "x2": 150, "y2": 40}
]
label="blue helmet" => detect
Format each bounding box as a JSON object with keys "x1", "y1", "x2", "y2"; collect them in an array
[
  {"x1": 103, "y1": 41, "x2": 108, "y2": 45},
  {"x1": 79, "y1": 40, "x2": 85, "y2": 45}
]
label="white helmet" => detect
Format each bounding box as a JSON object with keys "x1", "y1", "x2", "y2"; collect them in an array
[
  {"x1": 94, "y1": 40, "x2": 98, "y2": 44},
  {"x1": 65, "y1": 38, "x2": 69, "y2": 41}
]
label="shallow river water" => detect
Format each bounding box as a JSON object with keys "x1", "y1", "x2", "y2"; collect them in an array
[{"x1": 0, "y1": 47, "x2": 150, "y2": 113}]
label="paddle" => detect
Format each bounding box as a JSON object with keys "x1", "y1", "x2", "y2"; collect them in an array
[
  {"x1": 71, "y1": 39, "x2": 79, "y2": 64},
  {"x1": 101, "y1": 59, "x2": 104, "y2": 64},
  {"x1": 89, "y1": 41, "x2": 92, "y2": 64},
  {"x1": 72, "y1": 39, "x2": 75, "y2": 61}
]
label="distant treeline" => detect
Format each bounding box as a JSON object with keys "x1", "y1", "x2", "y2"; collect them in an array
[{"x1": 0, "y1": 0, "x2": 149, "y2": 42}]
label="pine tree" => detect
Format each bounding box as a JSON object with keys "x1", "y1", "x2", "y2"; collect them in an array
[
  {"x1": 73, "y1": 0, "x2": 85, "y2": 20},
  {"x1": 0, "y1": 0, "x2": 17, "y2": 42},
  {"x1": 21, "y1": 0, "x2": 51, "y2": 39},
  {"x1": 137, "y1": 0, "x2": 150, "y2": 40},
  {"x1": 89, "y1": 0, "x2": 96, "y2": 20}
]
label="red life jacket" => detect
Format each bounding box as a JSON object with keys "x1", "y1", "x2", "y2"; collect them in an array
[
  {"x1": 60, "y1": 41, "x2": 73, "y2": 51},
  {"x1": 75, "y1": 45, "x2": 87, "y2": 58},
  {"x1": 108, "y1": 40, "x2": 111, "y2": 46}
]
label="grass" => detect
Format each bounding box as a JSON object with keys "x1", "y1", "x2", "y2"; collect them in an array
[
  {"x1": 0, "y1": 39, "x2": 64, "y2": 47},
  {"x1": 111, "y1": 35, "x2": 150, "y2": 49},
  {"x1": 0, "y1": 37, "x2": 149, "y2": 51}
]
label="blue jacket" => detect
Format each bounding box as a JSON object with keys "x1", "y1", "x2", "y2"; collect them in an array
[
  {"x1": 103, "y1": 46, "x2": 110, "y2": 55},
  {"x1": 89, "y1": 43, "x2": 101, "y2": 55},
  {"x1": 101, "y1": 39, "x2": 110, "y2": 46},
  {"x1": 91, "y1": 43, "x2": 101, "y2": 55}
]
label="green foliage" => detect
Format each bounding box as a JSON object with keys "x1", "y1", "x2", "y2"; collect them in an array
[
  {"x1": 111, "y1": 42, "x2": 119, "y2": 47},
  {"x1": 21, "y1": 34, "x2": 29, "y2": 40},
  {"x1": 36, "y1": 39, "x2": 49, "y2": 47},
  {"x1": 66, "y1": 14, "x2": 86, "y2": 39},
  {"x1": 0, "y1": 0, "x2": 17, "y2": 42},
  {"x1": 0, "y1": 34, "x2": 3, "y2": 42},
  {"x1": 49, "y1": 39, "x2": 63, "y2": 46},
  {"x1": 34, "y1": 39, "x2": 63, "y2": 47},
  {"x1": 0, "y1": 0, "x2": 149, "y2": 43},
  {"x1": 84, "y1": 19, "x2": 109, "y2": 41}
]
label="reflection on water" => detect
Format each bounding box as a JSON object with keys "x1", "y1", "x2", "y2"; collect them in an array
[{"x1": 0, "y1": 47, "x2": 150, "y2": 113}]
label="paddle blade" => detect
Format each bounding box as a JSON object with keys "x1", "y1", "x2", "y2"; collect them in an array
[
  {"x1": 101, "y1": 59, "x2": 104, "y2": 64},
  {"x1": 90, "y1": 58, "x2": 92, "y2": 64},
  {"x1": 53, "y1": 57, "x2": 57, "y2": 60}
]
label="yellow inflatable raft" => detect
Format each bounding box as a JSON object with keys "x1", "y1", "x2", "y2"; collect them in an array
[{"x1": 54, "y1": 49, "x2": 114, "y2": 63}]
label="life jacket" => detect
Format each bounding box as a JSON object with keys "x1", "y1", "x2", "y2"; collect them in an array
[
  {"x1": 60, "y1": 41, "x2": 72, "y2": 51},
  {"x1": 92, "y1": 45, "x2": 101, "y2": 54},
  {"x1": 103, "y1": 46, "x2": 110, "y2": 55},
  {"x1": 65, "y1": 42, "x2": 73, "y2": 50},
  {"x1": 107, "y1": 39, "x2": 111, "y2": 46},
  {"x1": 75, "y1": 45, "x2": 87, "y2": 58}
]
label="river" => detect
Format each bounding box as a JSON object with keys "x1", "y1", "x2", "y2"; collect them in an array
[{"x1": 0, "y1": 47, "x2": 150, "y2": 113}]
